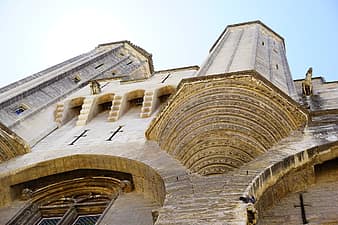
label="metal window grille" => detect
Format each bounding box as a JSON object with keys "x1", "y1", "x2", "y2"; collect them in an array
[
  {"x1": 37, "y1": 217, "x2": 61, "y2": 225},
  {"x1": 72, "y1": 215, "x2": 101, "y2": 225}
]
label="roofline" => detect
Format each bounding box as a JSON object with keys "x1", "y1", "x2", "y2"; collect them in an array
[
  {"x1": 294, "y1": 76, "x2": 325, "y2": 82},
  {"x1": 209, "y1": 20, "x2": 286, "y2": 53},
  {"x1": 294, "y1": 76, "x2": 338, "y2": 84},
  {"x1": 0, "y1": 53, "x2": 87, "y2": 94},
  {"x1": 146, "y1": 69, "x2": 309, "y2": 139},
  {"x1": 98, "y1": 40, "x2": 154, "y2": 74},
  {"x1": 178, "y1": 70, "x2": 308, "y2": 116},
  {"x1": 155, "y1": 65, "x2": 200, "y2": 74}
]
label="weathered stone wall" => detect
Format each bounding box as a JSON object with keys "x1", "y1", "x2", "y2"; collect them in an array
[
  {"x1": 0, "y1": 66, "x2": 199, "y2": 224},
  {"x1": 0, "y1": 21, "x2": 337, "y2": 225},
  {"x1": 0, "y1": 42, "x2": 154, "y2": 146},
  {"x1": 244, "y1": 142, "x2": 338, "y2": 224},
  {"x1": 0, "y1": 122, "x2": 30, "y2": 162},
  {"x1": 256, "y1": 145, "x2": 338, "y2": 224},
  {"x1": 294, "y1": 77, "x2": 338, "y2": 111},
  {"x1": 197, "y1": 21, "x2": 296, "y2": 97}
]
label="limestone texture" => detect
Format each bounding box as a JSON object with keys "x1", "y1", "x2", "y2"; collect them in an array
[{"x1": 0, "y1": 20, "x2": 337, "y2": 225}]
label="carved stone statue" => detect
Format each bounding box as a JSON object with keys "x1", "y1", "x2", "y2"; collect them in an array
[
  {"x1": 120, "y1": 180, "x2": 133, "y2": 193},
  {"x1": 21, "y1": 188, "x2": 33, "y2": 200},
  {"x1": 302, "y1": 67, "x2": 313, "y2": 96},
  {"x1": 90, "y1": 80, "x2": 101, "y2": 95}
]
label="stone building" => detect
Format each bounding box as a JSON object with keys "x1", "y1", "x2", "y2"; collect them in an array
[{"x1": 0, "y1": 21, "x2": 337, "y2": 225}]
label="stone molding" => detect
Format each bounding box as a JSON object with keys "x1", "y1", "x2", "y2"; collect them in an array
[
  {"x1": 0, "y1": 123, "x2": 30, "y2": 162},
  {"x1": 98, "y1": 40, "x2": 154, "y2": 74},
  {"x1": 146, "y1": 70, "x2": 309, "y2": 175}
]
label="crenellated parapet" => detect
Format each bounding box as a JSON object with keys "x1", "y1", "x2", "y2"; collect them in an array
[
  {"x1": 53, "y1": 67, "x2": 197, "y2": 126},
  {"x1": 146, "y1": 70, "x2": 308, "y2": 175}
]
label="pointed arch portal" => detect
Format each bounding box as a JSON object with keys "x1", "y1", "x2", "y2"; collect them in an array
[{"x1": 1, "y1": 154, "x2": 165, "y2": 225}]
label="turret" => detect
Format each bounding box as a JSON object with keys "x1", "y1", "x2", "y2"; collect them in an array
[{"x1": 197, "y1": 21, "x2": 296, "y2": 97}]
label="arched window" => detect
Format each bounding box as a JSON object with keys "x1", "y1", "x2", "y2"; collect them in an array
[
  {"x1": 157, "y1": 86, "x2": 175, "y2": 104},
  {"x1": 69, "y1": 97, "x2": 85, "y2": 117},
  {"x1": 8, "y1": 169, "x2": 133, "y2": 225},
  {"x1": 60, "y1": 97, "x2": 85, "y2": 125},
  {"x1": 124, "y1": 89, "x2": 145, "y2": 116},
  {"x1": 96, "y1": 93, "x2": 114, "y2": 117}
]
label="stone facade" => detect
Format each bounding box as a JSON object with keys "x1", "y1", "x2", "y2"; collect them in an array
[{"x1": 0, "y1": 20, "x2": 337, "y2": 225}]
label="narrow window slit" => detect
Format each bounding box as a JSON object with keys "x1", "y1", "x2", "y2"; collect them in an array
[
  {"x1": 95, "y1": 63, "x2": 104, "y2": 69},
  {"x1": 14, "y1": 104, "x2": 29, "y2": 115},
  {"x1": 129, "y1": 97, "x2": 143, "y2": 106},
  {"x1": 159, "y1": 94, "x2": 171, "y2": 103}
]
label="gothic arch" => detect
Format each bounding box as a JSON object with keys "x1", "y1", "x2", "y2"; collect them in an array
[
  {"x1": 0, "y1": 154, "x2": 165, "y2": 206},
  {"x1": 97, "y1": 93, "x2": 114, "y2": 105},
  {"x1": 0, "y1": 154, "x2": 165, "y2": 225},
  {"x1": 156, "y1": 85, "x2": 175, "y2": 105},
  {"x1": 242, "y1": 141, "x2": 338, "y2": 224},
  {"x1": 68, "y1": 97, "x2": 85, "y2": 108},
  {"x1": 122, "y1": 89, "x2": 146, "y2": 116},
  {"x1": 93, "y1": 93, "x2": 115, "y2": 120},
  {"x1": 125, "y1": 89, "x2": 145, "y2": 101},
  {"x1": 157, "y1": 85, "x2": 175, "y2": 98},
  {"x1": 147, "y1": 71, "x2": 308, "y2": 175}
]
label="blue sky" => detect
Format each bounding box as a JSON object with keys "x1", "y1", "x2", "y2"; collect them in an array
[{"x1": 0, "y1": 0, "x2": 337, "y2": 88}]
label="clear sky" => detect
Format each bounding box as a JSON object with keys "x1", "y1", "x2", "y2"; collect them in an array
[{"x1": 0, "y1": 0, "x2": 337, "y2": 88}]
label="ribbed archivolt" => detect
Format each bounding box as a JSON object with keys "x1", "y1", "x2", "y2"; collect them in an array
[
  {"x1": 31, "y1": 176, "x2": 122, "y2": 204},
  {"x1": 0, "y1": 123, "x2": 30, "y2": 162},
  {"x1": 146, "y1": 71, "x2": 308, "y2": 175}
]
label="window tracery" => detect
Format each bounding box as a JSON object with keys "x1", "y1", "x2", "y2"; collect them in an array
[{"x1": 7, "y1": 170, "x2": 133, "y2": 225}]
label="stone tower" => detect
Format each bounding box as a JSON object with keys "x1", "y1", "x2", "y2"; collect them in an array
[
  {"x1": 0, "y1": 21, "x2": 338, "y2": 225},
  {"x1": 147, "y1": 21, "x2": 308, "y2": 176},
  {"x1": 197, "y1": 21, "x2": 296, "y2": 97}
]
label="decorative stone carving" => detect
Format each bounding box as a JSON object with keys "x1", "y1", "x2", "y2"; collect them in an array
[
  {"x1": 73, "y1": 74, "x2": 81, "y2": 83},
  {"x1": 146, "y1": 70, "x2": 308, "y2": 175},
  {"x1": 0, "y1": 123, "x2": 30, "y2": 162},
  {"x1": 21, "y1": 188, "x2": 33, "y2": 200},
  {"x1": 302, "y1": 67, "x2": 313, "y2": 96},
  {"x1": 5, "y1": 203, "x2": 39, "y2": 225},
  {"x1": 90, "y1": 80, "x2": 101, "y2": 95},
  {"x1": 120, "y1": 180, "x2": 133, "y2": 193},
  {"x1": 8, "y1": 175, "x2": 129, "y2": 225}
]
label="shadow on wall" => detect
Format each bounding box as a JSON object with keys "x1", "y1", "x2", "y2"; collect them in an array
[
  {"x1": 0, "y1": 154, "x2": 166, "y2": 224},
  {"x1": 0, "y1": 154, "x2": 165, "y2": 207},
  {"x1": 156, "y1": 85, "x2": 176, "y2": 108},
  {"x1": 96, "y1": 93, "x2": 114, "y2": 115},
  {"x1": 61, "y1": 97, "x2": 85, "y2": 125},
  {"x1": 120, "y1": 89, "x2": 145, "y2": 117},
  {"x1": 246, "y1": 141, "x2": 338, "y2": 225}
]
